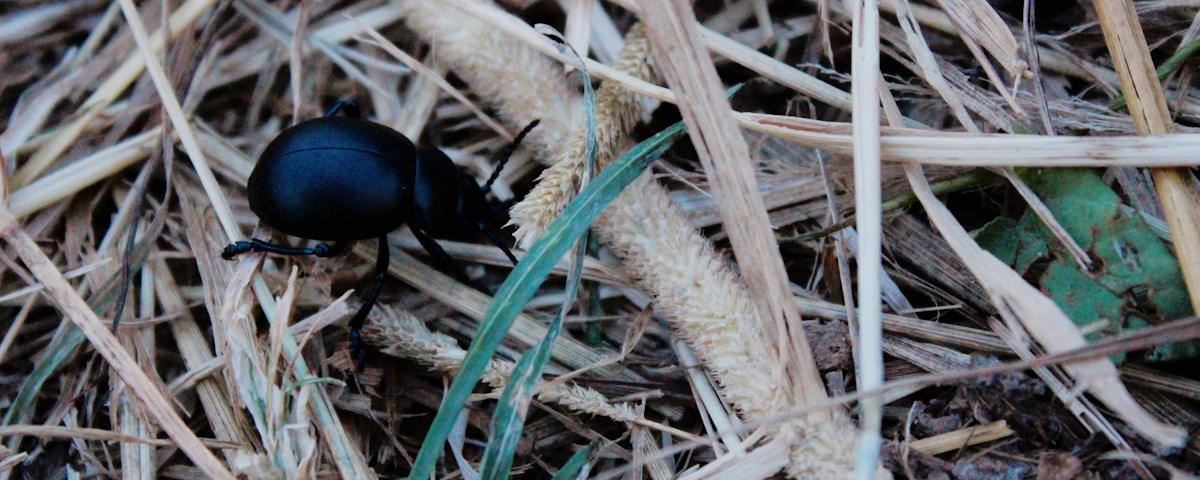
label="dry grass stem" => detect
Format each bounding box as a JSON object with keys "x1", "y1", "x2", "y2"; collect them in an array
[
  {"x1": 905, "y1": 165, "x2": 1184, "y2": 447},
  {"x1": 930, "y1": 0, "x2": 1025, "y2": 78},
  {"x1": 13, "y1": 0, "x2": 216, "y2": 188},
  {"x1": 116, "y1": 0, "x2": 238, "y2": 242},
  {"x1": 5, "y1": 0, "x2": 1200, "y2": 477},
  {"x1": 364, "y1": 305, "x2": 641, "y2": 423},
  {"x1": 641, "y1": 2, "x2": 820, "y2": 408},
  {"x1": 0, "y1": 207, "x2": 233, "y2": 478},
  {"x1": 8, "y1": 128, "x2": 162, "y2": 219},
  {"x1": 1122, "y1": 364, "x2": 1200, "y2": 400},
  {"x1": 672, "y1": 338, "x2": 742, "y2": 453},
  {"x1": 906, "y1": 420, "x2": 1014, "y2": 456},
  {"x1": 741, "y1": 113, "x2": 1200, "y2": 166},
  {"x1": 1092, "y1": 0, "x2": 1200, "y2": 314}
]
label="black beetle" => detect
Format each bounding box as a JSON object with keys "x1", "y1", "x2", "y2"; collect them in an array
[{"x1": 223, "y1": 100, "x2": 537, "y2": 369}]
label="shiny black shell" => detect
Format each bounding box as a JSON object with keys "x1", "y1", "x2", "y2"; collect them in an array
[{"x1": 247, "y1": 117, "x2": 417, "y2": 241}]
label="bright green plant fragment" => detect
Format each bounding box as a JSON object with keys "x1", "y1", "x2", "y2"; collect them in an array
[{"x1": 976, "y1": 168, "x2": 1194, "y2": 362}]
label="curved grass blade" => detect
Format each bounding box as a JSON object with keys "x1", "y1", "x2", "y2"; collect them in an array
[
  {"x1": 477, "y1": 26, "x2": 597, "y2": 480},
  {"x1": 477, "y1": 314, "x2": 564, "y2": 479},
  {"x1": 479, "y1": 218, "x2": 591, "y2": 479},
  {"x1": 408, "y1": 120, "x2": 688, "y2": 479}
]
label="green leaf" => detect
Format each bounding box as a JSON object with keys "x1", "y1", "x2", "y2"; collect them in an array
[
  {"x1": 978, "y1": 168, "x2": 1196, "y2": 362},
  {"x1": 975, "y1": 216, "x2": 1022, "y2": 266},
  {"x1": 974, "y1": 215, "x2": 1049, "y2": 274},
  {"x1": 1038, "y1": 260, "x2": 1130, "y2": 363}
]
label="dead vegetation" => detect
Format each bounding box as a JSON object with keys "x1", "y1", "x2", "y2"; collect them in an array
[{"x1": 2, "y1": 0, "x2": 1200, "y2": 478}]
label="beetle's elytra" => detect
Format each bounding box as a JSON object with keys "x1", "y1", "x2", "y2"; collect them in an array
[{"x1": 247, "y1": 117, "x2": 417, "y2": 241}]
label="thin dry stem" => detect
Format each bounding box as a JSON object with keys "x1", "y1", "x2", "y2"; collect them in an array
[
  {"x1": 849, "y1": 0, "x2": 884, "y2": 476},
  {"x1": 363, "y1": 305, "x2": 642, "y2": 423},
  {"x1": 906, "y1": 420, "x2": 1014, "y2": 456},
  {"x1": 1092, "y1": 0, "x2": 1200, "y2": 317},
  {"x1": 740, "y1": 113, "x2": 1200, "y2": 166},
  {"x1": 904, "y1": 164, "x2": 1185, "y2": 447},
  {"x1": 641, "y1": 3, "x2": 823, "y2": 414},
  {"x1": 0, "y1": 206, "x2": 235, "y2": 479},
  {"x1": 4, "y1": 0, "x2": 1197, "y2": 477}
]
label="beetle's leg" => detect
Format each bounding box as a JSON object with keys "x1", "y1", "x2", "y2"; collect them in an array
[
  {"x1": 221, "y1": 239, "x2": 344, "y2": 260},
  {"x1": 489, "y1": 198, "x2": 515, "y2": 214},
  {"x1": 324, "y1": 100, "x2": 362, "y2": 118},
  {"x1": 478, "y1": 221, "x2": 518, "y2": 265},
  {"x1": 411, "y1": 227, "x2": 473, "y2": 285},
  {"x1": 347, "y1": 235, "x2": 389, "y2": 371}
]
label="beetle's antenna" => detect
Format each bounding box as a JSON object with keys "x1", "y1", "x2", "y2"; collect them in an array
[{"x1": 481, "y1": 119, "x2": 540, "y2": 194}]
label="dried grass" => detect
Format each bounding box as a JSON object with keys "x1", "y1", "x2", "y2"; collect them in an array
[{"x1": 2, "y1": 0, "x2": 1200, "y2": 478}]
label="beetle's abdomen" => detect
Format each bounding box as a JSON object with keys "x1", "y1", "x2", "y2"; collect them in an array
[{"x1": 247, "y1": 118, "x2": 416, "y2": 241}]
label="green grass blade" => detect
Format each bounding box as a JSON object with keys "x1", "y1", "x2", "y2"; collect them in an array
[
  {"x1": 477, "y1": 311, "x2": 565, "y2": 479},
  {"x1": 407, "y1": 120, "x2": 688, "y2": 479},
  {"x1": 478, "y1": 29, "x2": 597, "y2": 479},
  {"x1": 550, "y1": 439, "x2": 601, "y2": 480}
]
